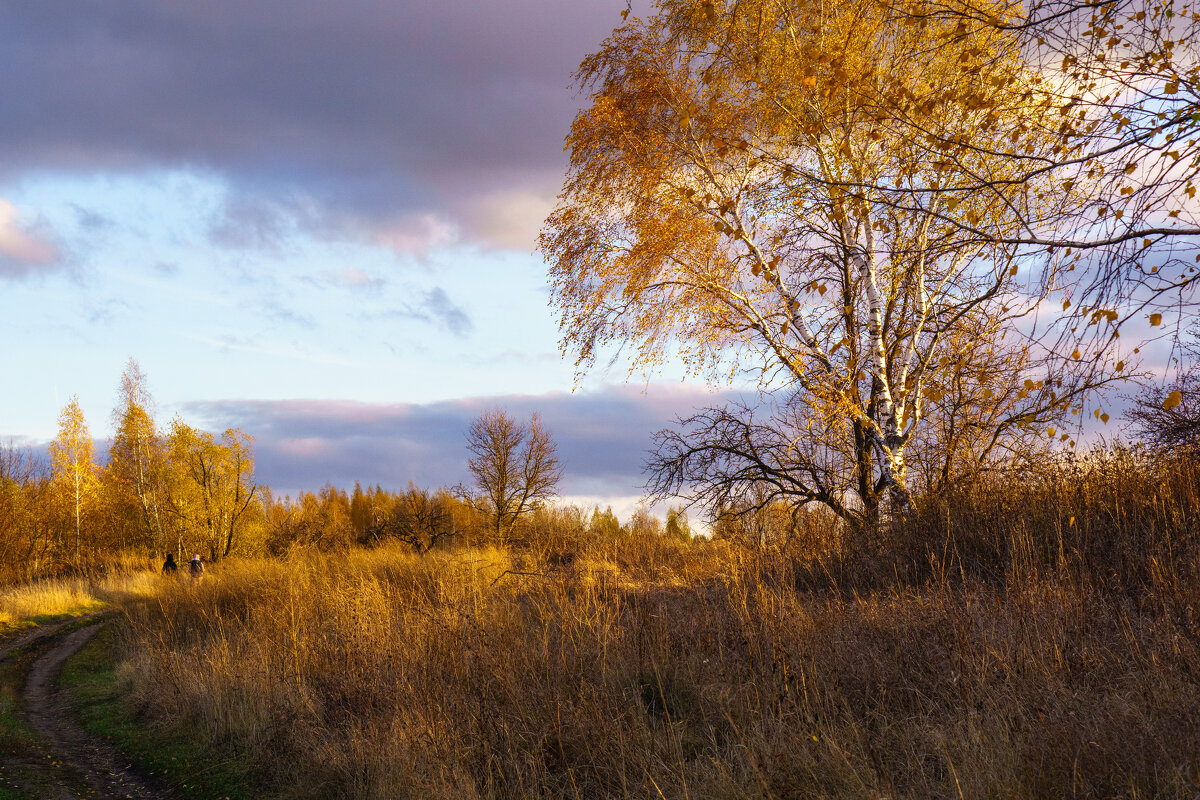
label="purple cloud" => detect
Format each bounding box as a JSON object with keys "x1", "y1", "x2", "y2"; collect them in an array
[
  {"x1": 0, "y1": 0, "x2": 645, "y2": 251},
  {"x1": 182, "y1": 384, "x2": 744, "y2": 498}
]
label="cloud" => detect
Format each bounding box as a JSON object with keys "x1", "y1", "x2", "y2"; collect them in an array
[
  {"x1": 207, "y1": 193, "x2": 295, "y2": 251},
  {"x1": 70, "y1": 203, "x2": 113, "y2": 232},
  {"x1": 182, "y1": 384, "x2": 744, "y2": 500},
  {"x1": 368, "y1": 213, "x2": 457, "y2": 257},
  {"x1": 421, "y1": 288, "x2": 473, "y2": 336},
  {"x1": 303, "y1": 268, "x2": 387, "y2": 293},
  {"x1": 380, "y1": 286, "x2": 474, "y2": 337},
  {"x1": 458, "y1": 188, "x2": 557, "y2": 252},
  {"x1": 0, "y1": 198, "x2": 60, "y2": 278},
  {"x1": 188, "y1": 334, "x2": 361, "y2": 367},
  {"x1": 85, "y1": 297, "x2": 132, "y2": 325},
  {"x1": 0, "y1": 1, "x2": 646, "y2": 252}
]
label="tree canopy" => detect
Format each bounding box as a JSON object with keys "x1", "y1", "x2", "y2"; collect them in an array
[{"x1": 542, "y1": 0, "x2": 1127, "y2": 525}]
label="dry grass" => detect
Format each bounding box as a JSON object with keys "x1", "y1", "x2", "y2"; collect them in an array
[
  {"x1": 92, "y1": 448, "x2": 1200, "y2": 798},
  {"x1": 115, "y1": 565, "x2": 1199, "y2": 796},
  {"x1": 0, "y1": 569, "x2": 161, "y2": 631}
]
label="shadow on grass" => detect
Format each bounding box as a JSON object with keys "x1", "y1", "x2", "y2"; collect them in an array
[{"x1": 60, "y1": 624, "x2": 283, "y2": 800}]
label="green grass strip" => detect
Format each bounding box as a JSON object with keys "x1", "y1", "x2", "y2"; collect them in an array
[
  {"x1": 0, "y1": 616, "x2": 109, "y2": 800},
  {"x1": 59, "y1": 624, "x2": 276, "y2": 800}
]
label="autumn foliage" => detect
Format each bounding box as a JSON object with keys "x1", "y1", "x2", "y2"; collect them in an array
[{"x1": 544, "y1": 0, "x2": 1142, "y2": 536}]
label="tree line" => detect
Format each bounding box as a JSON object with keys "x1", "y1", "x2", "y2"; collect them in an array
[
  {"x1": 0, "y1": 360, "x2": 259, "y2": 579},
  {"x1": 0, "y1": 359, "x2": 695, "y2": 583}
]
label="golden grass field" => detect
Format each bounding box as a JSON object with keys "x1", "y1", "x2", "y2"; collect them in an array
[
  {"x1": 0, "y1": 566, "x2": 160, "y2": 631},
  {"x1": 7, "y1": 447, "x2": 1200, "y2": 799},
  {"x1": 115, "y1": 540, "x2": 1198, "y2": 797}
]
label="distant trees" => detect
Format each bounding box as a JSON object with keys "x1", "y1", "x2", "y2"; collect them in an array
[
  {"x1": 0, "y1": 363, "x2": 268, "y2": 576},
  {"x1": 465, "y1": 409, "x2": 562, "y2": 541},
  {"x1": 0, "y1": 365, "x2": 710, "y2": 581},
  {"x1": 0, "y1": 444, "x2": 52, "y2": 578},
  {"x1": 365, "y1": 484, "x2": 456, "y2": 555}
]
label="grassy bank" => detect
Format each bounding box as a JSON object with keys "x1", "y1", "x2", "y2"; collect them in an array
[
  {"x1": 0, "y1": 569, "x2": 161, "y2": 633},
  {"x1": 59, "y1": 623, "x2": 274, "y2": 800}
]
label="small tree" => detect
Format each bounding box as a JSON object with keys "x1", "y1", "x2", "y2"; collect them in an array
[
  {"x1": 466, "y1": 409, "x2": 562, "y2": 542},
  {"x1": 49, "y1": 396, "x2": 98, "y2": 565},
  {"x1": 1128, "y1": 330, "x2": 1200, "y2": 452},
  {"x1": 664, "y1": 507, "x2": 691, "y2": 543},
  {"x1": 366, "y1": 484, "x2": 456, "y2": 554}
]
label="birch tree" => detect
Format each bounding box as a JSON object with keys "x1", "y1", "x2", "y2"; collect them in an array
[
  {"x1": 49, "y1": 396, "x2": 97, "y2": 563},
  {"x1": 541, "y1": 0, "x2": 1126, "y2": 526},
  {"x1": 109, "y1": 358, "x2": 167, "y2": 552}
]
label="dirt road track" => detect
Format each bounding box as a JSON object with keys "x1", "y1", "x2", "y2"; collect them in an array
[
  {"x1": 3, "y1": 618, "x2": 169, "y2": 800},
  {"x1": 0, "y1": 614, "x2": 100, "y2": 661}
]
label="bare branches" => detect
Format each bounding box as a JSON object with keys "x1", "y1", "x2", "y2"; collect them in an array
[
  {"x1": 646, "y1": 396, "x2": 856, "y2": 526},
  {"x1": 466, "y1": 410, "x2": 563, "y2": 542},
  {"x1": 1127, "y1": 328, "x2": 1200, "y2": 450}
]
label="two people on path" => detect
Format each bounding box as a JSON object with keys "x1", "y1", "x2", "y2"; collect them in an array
[{"x1": 161, "y1": 552, "x2": 205, "y2": 581}]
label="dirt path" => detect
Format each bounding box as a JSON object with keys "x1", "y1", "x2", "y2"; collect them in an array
[
  {"x1": 17, "y1": 620, "x2": 168, "y2": 800},
  {"x1": 0, "y1": 613, "x2": 100, "y2": 661}
]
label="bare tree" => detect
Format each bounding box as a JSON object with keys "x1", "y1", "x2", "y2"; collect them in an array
[
  {"x1": 466, "y1": 409, "x2": 562, "y2": 542},
  {"x1": 1128, "y1": 329, "x2": 1200, "y2": 451}
]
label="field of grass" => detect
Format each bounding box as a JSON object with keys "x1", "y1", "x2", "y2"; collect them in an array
[
  {"x1": 105, "y1": 553, "x2": 1197, "y2": 797},
  {"x1": 10, "y1": 447, "x2": 1198, "y2": 799}
]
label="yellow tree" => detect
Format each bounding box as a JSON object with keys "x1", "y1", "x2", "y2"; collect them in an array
[
  {"x1": 541, "y1": 0, "x2": 1126, "y2": 527},
  {"x1": 875, "y1": 0, "x2": 1200, "y2": 329},
  {"x1": 165, "y1": 419, "x2": 258, "y2": 560},
  {"x1": 109, "y1": 358, "x2": 167, "y2": 553},
  {"x1": 49, "y1": 396, "x2": 98, "y2": 564}
]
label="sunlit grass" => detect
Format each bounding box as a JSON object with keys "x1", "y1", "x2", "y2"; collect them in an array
[
  {"x1": 0, "y1": 570, "x2": 161, "y2": 632},
  {"x1": 52, "y1": 447, "x2": 1200, "y2": 798}
]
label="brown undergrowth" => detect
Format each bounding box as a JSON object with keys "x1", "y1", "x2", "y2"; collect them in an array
[{"x1": 109, "y1": 449, "x2": 1200, "y2": 799}]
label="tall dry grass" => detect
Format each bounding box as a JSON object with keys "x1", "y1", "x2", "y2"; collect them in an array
[
  {"x1": 0, "y1": 567, "x2": 161, "y2": 630},
  {"x1": 104, "y1": 448, "x2": 1200, "y2": 799}
]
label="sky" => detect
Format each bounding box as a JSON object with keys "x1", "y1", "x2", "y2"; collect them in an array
[
  {"x1": 0, "y1": 2, "x2": 1180, "y2": 516},
  {"x1": 0, "y1": 0, "x2": 738, "y2": 514}
]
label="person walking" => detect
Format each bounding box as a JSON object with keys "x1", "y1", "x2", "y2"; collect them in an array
[
  {"x1": 188, "y1": 553, "x2": 205, "y2": 582},
  {"x1": 162, "y1": 553, "x2": 178, "y2": 575}
]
